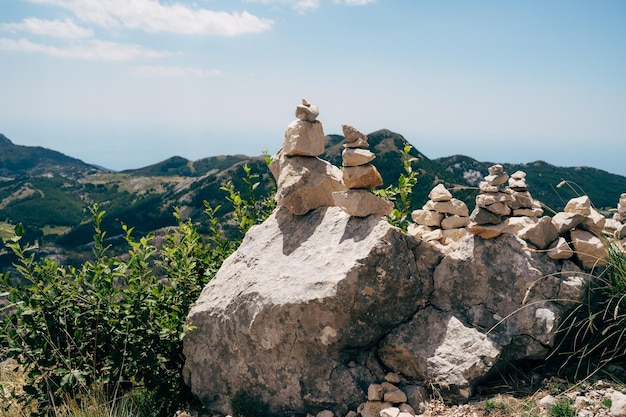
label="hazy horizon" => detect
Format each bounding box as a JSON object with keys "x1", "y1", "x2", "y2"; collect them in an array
[{"x1": 2, "y1": 1, "x2": 625, "y2": 176}]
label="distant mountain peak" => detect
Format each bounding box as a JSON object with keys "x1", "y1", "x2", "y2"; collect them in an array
[{"x1": 0, "y1": 134, "x2": 13, "y2": 144}]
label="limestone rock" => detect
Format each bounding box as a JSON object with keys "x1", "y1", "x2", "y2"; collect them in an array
[
  {"x1": 342, "y1": 164, "x2": 384, "y2": 189},
  {"x1": 467, "y1": 221, "x2": 506, "y2": 239},
  {"x1": 411, "y1": 209, "x2": 444, "y2": 227},
  {"x1": 183, "y1": 207, "x2": 442, "y2": 416},
  {"x1": 271, "y1": 151, "x2": 346, "y2": 215},
  {"x1": 332, "y1": 190, "x2": 393, "y2": 217},
  {"x1": 429, "y1": 184, "x2": 452, "y2": 202},
  {"x1": 469, "y1": 207, "x2": 502, "y2": 225},
  {"x1": 283, "y1": 119, "x2": 325, "y2": 157},
  {"x1": 380, "y1": 406, "x2": 400, "y2": 417},
  {"x1": 508, "y1": 191, "x2": 534, "y2": 210},
  {"x1": 517, "y1": 216, "x2": 559, "y2": 250},
  {"x1": 295, "y1": 98, "x2": 320, "y2": 122},
  {"x1": 571, "y1": 229, "x2": 608, "y2": 269},
  {"x1": 423, "y1": 198, "x2": 469, "y2": 217},
  {"x1": 379, "y1": 309, "x2": 498, "y2": 402},
  {"x1": 342, "y1": 148, "x2": 375, "y2": 167},
  {"x1": 358, "y1": 401, "x2": 393, "y2": 417},
  {"x1": 503, "y1": 216, "x2": 538, "y2": 236},
  {"x1": 342, "y1": 124, "x2": 368, "y2": 143},
  {"x1": 476, "y1": 192, "x2": 514, "y2": 207},
  {"x1": 368, "y1": 384, "x2": 384, "y2": 401},
  {"x1": 551, "y1": 212, "x2": 585, "y2": 234},
  {"x1": 547, "y1": 237, "x2": 574, "y2": 260},
  {"x1": 488, "y1": 164, "x2": 504, "y2": 175},
  {"x1": 484, "y1": 173, "x2": 509, "y2": 186},
  {"x1": 564, "y1": 195, "x2": 593, "y2": 216},
  {"x1": 581, "y1": 207, "x2": 606, "y2": 235},
  {"x1": 483, "y1": 201, "x2": 511, "y2": 216},
  {"x1": 441, "y1": 215, "x2": 470, "y2": 230}
]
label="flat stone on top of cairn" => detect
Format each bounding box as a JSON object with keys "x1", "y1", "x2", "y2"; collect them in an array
[{"x1": 332, "y1": 124, "x2": 392, "y2": 217}]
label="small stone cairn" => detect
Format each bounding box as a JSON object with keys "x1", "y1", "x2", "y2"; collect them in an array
[
  {"x1": 332, "y1": 125, "x2": 393, "y2": 217},
  {"x1": 269, "y1": 99, "x2": 345, "y2": 215},
  {"x1": 507, "y1": 170, "x2": 544, "y2": 217},
  {"x1": 468, "y1": 165, "x2": 543, "y2": 239},
  {"x1": 356, "y1": 372, "x2": 425, "y2": 417},
  {"x1": 407, "y1": 184, "x2": 469, "y2": 251}
]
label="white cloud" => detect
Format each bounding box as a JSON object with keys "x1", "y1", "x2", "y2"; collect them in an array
[
  {"x1": 0, "y1": 37, "x2": 175, "y2": 60},
  {"x1": 337, "y1": 0, "x2": 375, "y2": 5},
  {"x1": 0, "y1": 17, "x2": 93, "y2": 39},
  {"x1": 25, "y1": 0, "x2": 274, "y2": 36},
  {"x1": 245, "y1": 0, "x2": 320, "y2": 13},
  {"x1": 131, "y1": 65, "x2": 222, "y2": 77}
]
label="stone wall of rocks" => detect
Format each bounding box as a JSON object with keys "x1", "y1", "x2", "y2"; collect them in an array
[{"x1": 409, "y1": 164, "x2": 626, "y2": 268}]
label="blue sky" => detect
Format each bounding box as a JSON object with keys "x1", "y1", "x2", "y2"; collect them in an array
[{"x1": 1, "y1": 1, "x2": 625, "y2": 176}]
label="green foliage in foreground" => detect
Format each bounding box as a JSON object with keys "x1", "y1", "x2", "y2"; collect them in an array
[
  {"x1": 552, "y1": 240, "x2": 626, "y2": 377},
  {"x1": 0, "y1": 164, "x2": 275, "y2": 417},
  {"x1": 374, "y1": 144, "x2": 419, "y2": 231}
]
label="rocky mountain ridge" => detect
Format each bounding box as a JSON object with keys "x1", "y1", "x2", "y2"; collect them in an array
[{"x1": 1, "y1": 131, "x2": 625, "y2": 267}]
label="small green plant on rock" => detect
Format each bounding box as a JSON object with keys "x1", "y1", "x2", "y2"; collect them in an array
[{"x1": 548, "y1": 398, "x2": 576, "y2": 417}]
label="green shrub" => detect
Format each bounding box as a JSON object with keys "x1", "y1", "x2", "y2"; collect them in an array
[
  {"x1": 552, "y1": 241, "x2": 626, "y2": 378},
  {"x1": 548, "y1": 398, "x2": 576, "y2": 417},
  {"x1": 374, "y1": 144, "x2": 418, "y2": 231},
  {"x1": 0, "y1": 163, "x2": 275, "y2": 416}
]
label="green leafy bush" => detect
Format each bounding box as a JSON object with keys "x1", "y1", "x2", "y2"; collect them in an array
[
  {"x1": 0, "y1": 164, "x2": 275, "y2": 416},
  {"x1": 374, "y1": 144, "x2": 418, "y2": 231}
]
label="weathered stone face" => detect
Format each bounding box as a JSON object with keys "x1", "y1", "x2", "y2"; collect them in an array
[
  {"x1": 183, "y1": 208, "x2": 585, "y2": 416},
  {"x1": 270, "y1": 150, "x2": 346, "y2": 215},
  {"x1": 183, "y1": 207, "x2": 442, "y2": 416}
]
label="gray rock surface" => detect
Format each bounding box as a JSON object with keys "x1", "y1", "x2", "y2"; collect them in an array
[{"x1": 184, "y1": 209, "x2": 588, "y2": 416}]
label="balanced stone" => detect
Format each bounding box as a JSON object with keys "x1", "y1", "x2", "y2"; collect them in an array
[
  {"x1": 476, "y1": 192, "x2": 514, "y2": 206},
  {"x1": 484, "y1": 173, "x2": 509, "y2": 186},
  {"x1": 470, "y1": 207, "x2": 502, "y2": 225},
  {"x1": 342, "y1": 148, "x2": 376, "y2": 167},
  {"x1": 564, "y1": 196, "x2": 592, "y2": 216},
  {"x1": 332, "y1": 190, "x2": 393, "y2": 217},
  {"x1": 342, "y1": 124, "x2": 368, "y2": 143},
  {"x1": 283, "y1": 119, "x2": 325, "y2": 157},
  {"x1": 441, "y1": 215, "x2": 470, "y2": 230},
  {"x1": 295, "y1": 98, "x2": 319, "y2": 122},
  {"x1": 344, "y1": 138, "x2": 369, "y2": 149},
  {"x1": 479, "y1": 182, "x2": 501, "y2": 193},
  {"x1": 429, "y1": 184, "x2": 453, "y2": 202},
  {"x1": 422, "y1": 198, "x2": 469, "y2": 217},
  {"x1": 510, "y1": 170, "x2": 526, "y2": 179},
  {"x1": 488, "y1": 164, "x2": 504, "y2": 175},
  {"x1": 343, "y1": 164, "x2": 384, "y2": 189},
  {"x1": 411, "y1": 209, "x2": 444, "y2": 227}
]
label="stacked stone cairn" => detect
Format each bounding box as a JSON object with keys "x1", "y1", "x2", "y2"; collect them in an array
[
  {"x1": 332, "y1": 125, "x2": 393, "y2": 217},
  {"x1": 269, "y1": 99, "x2": 346, "y2": 215},
  {"x1": 467, "y1": 165, "x2": 543, "y2": 239},
  {"x1": 507, "y1": 170, "x2": 544, "y2": 217},
  {"x1": 355, "y1": 372, "x2": 425, "y2": 417},
  {"x1": 407, "y1": 184, "x2": 470, "y2": 252}
]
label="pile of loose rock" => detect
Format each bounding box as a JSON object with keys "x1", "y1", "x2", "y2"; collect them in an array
[
  {"x1": 332, "y1": 125, "x2": 393, "y2": 217},
  {"x1": 355, "y1": 373, "x2": 425, "y2": 417},
  {"x1": 406, "y1": 162, "x2": 625, "y2": 270},
  {"x1": 407, "y1": 184, "x2": 470, "y2": 252},
  {"x1": 467, "y1": 165, "x2": 543, "y2": 238}
]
